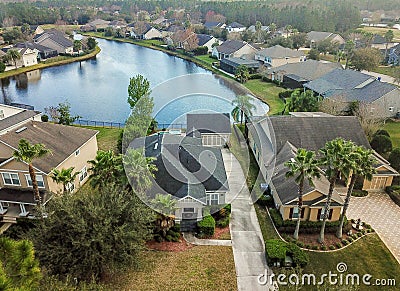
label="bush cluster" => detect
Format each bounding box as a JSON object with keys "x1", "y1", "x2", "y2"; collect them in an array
[
  {"x1": 197, "y1": 215, "x2": 216, "y2": 236},
  {"x1": 265, "y1": 239, "x2": 309, "y2": 268}
]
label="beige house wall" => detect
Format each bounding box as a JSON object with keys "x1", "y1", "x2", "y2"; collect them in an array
[
  {"x1": 271, "y1": 56, "x2": 305, "y2": 67},
  {"x1": 144, "y1": 28, "x2": 162, "y2": 39},
  {"x1": 233, "y1": 44, "x2": 257, "y2": 58},
  {"x1": 371, "y1": 89, "x2": 400, "y2": 117}
]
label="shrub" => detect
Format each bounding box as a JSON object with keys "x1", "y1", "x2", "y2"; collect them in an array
[
  {"x1": 193, "y1": 46, "x2": 208, "y2": 55},
  {"x1": 278, "y1": 90, "x2": 294, "y2": 100},
  {"x1": 249, "y1": 73, "x2": 262, "y2": 79},
  {"x1": 197, "y1": 215, "x2": 215, "y2": 236},
  {"x1": 374, "y1": 129, "x2": 390, "y2": 137},
  {"x1": 41, "y1": 114, "x2": 49, "y2": 122},
  {"x1": 296, "y1": 241, "x2": 304, "y2": 248},
  {"x1": 216, "y1": 215, "x2": 230, "y2": 228},
  {"x1": 336, "y1": 242, "x2": 342, "y2": 249},
  {"x1": 265, "y1": 239, "x2": 287, "y2": 263},
  {"x1": 257, "y1": 194, "x2": 273, "y2": 207},
  {"x1": 351, "y1": 234, "x2": 358, "y2": 240},
  {"x1": 171, "y1": 224, "x2": 180, "y2": 233},
  {"x1": 342, "y1": 239, "x2": 349, "y2": 245},
  {"x1": 320, "y1": 245, "x2": 327, "y2": 251},
  {"x1": 0, "y1": 61, "x2": 5, "y2": 73},
  {"x1": 269, "y1": 208, "x2": 284, "y2": 228},
  {"x1": 287, "y1": 243, "x2": 309, "y2": 267},
  {"x1": 389, "y1": 148, "x2": 400, "y2": 172},
  {"x1": 329, "y1": 245, "x2": 335, "y2": 250},
  {"x1": 347, "y1": 237, "x2": 354, "y2": 243},
  {"x1": 311, "y1": 245, "x2": 318, "y2": 250},
  {"x1": 305, "y1": 244, "x2": 311, "y2": 249},
  {"x1": 370, "y1": 134, "x2": 392, "y2": 154},
  {"x1": 351, "y1": 190, "x2": 368, "y2": 197}
]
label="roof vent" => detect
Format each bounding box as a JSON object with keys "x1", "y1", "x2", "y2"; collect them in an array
[
  {"x1": 15, "y1": 127, "x2": 27, "y2": 133},
  {"x1": 154, "y1": 142, "x2": 158, "y2": 150}
]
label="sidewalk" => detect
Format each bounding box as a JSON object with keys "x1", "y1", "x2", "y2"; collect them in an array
[
  {"x1": 222, "y1": 149, "x2": 275, "y2": 290},
  {"x1": 183, "y1": 233, "x2": 232, "y2": 246}
]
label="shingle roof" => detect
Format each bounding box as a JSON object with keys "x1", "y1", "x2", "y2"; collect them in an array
[
  {"x1": 14, "y1": 42, "x2": 56, "y2": 53},
  {"x1": 268, "y1": 60, "x2": 343, "y2": 82},
  {"x1": 186, "y1": 113, "x2": 231, "y2": 135},
  {"x1": 34, "y1": 29, "x2": 73, "y2": 49},
  {"x1": 0, "y1": 110, "x2": 40, "y2": 132},
  {"x1": 372, "y1": 34, "x2": 386, "y2": 44},
  {"x1": 257, "y1": 45, "x2": 305, "y2": 59},
  {"x1": 0, "y1": 122, "x2": 98, "y2": 173},
  {"x1": 196, "y1": 34, "x2": 213, "y2": 46},
  {"x1": 307, "y1": 31, "x2": 335, "y2": 42},
  {"x1": 304, "y1": 69, "x2": 374, "y2": 95},
  {"x1": 204, "y1": 21, "x2": 224, "y2": 29},
  {"x1": 215, "y1": 40, "x2": 247, "y2": 54},
  {"x1": 220, "y1": 57, "x2": 260, "y2": 68},
  {"x1": 228, "y1": 22, "x2": 245, "y2": 28}
]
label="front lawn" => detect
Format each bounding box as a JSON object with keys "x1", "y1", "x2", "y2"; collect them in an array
[
  {"x1": 108, "y1": 246, "x2": 236, "y2": 290},
  {"x1": 382, "y1": 120, "x2": 400, "y2": 148},
  {"x1": 80, "y1": 126, "x2": 122, "y2": 152},
  {"x1": 244, "y1": 79, "x2": 286, "y2": 115},
  {"x1": 194, "y1": 54, "x2": 217, "y2": 67}
]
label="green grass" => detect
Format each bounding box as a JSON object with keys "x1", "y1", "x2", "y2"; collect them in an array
[
  {"x1": 108, "y1": 246, "x2": 237, "y2": 290},
  {"x1": 80, "y1": 126, "x2": 122, "y2": 152},
  {"x1": 304, "y1": 234, "x2": 400, "y2": 291},
  {"x1": 0, "y1": 46, "x2": 101, "y2": 79},
  {"x1": 358, "y1": 26, "x2": 400, "y2": 42},
  {"x1": 194, "y1": 54, "x2": 218, "y2": 66},
  {"x1": 244, "y1": 79, "x2": 286, "y2": 115},
  {"x1": 382, "y1": 120, "x2": 400, "y2": 148}
]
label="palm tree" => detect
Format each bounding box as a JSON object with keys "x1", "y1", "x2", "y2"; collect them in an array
[
  {"x1": 13, "y1": 139, "x2": 51, "y2": 205},
  {"x1": 384, "y1": 30, "x2": 394, "y2": 61},
  {"x1": 234, "y1": 65, "x2": 250, "y2": 83},
  {"x1": 88, "y1": 150, "x2": 125, "y2": 188},
  {"x1": 123, "y1": 148, "x2": 157, "y2": 193},
  {"x1": 344, "y1": 40, "x2": 355, "y2": 69},
  {"x1": 151, "y1": 193, "x2": 177, "y2": 237},
  {"x1": 318, "y1": 138, "x2": 355, "y2": 243},
  {"x1": 231, "y1": 95, "x2": 256, "y2": 125},
  {"x1": 50, "y1": 167, "x2": 79, "y2": 195},
  {"x1": 336, "y1": 146, "x2": 376, "y2": 238},
  {"x1": 285, "y1": 149, "x2": 321, "y2": 240},
  {"x1": 6, "y1": 49, "x2": 22, "y2": 69}
]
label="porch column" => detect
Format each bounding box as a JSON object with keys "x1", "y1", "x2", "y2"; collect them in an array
[{"x1": 19, "y1": 204, "x2": 26, "y2": 214}]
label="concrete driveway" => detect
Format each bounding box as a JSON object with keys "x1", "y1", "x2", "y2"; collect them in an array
[
  {"x1": 222, "y1": 149, "x2": 275, "y2": 290},
  {"x1": 347, "y1": 192, "x2": 400, "y2": 264}
]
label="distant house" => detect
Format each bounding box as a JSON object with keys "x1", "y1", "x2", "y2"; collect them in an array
[
  {"x1": 14, "y1": 42, "x2": 58, "y2": 60},
  {"x1": 186, "y1": 113, "x2": 231, "y2": 147},
  {"x1": 304, "y1": 69, "x2": 400, "y2": 117},
  {"x1": 204, "y1": 21, "x2": 226, "y2": 30},
  {"x1": 33, "y1": 29, "x2": 73, "y2": 55},
  {"x1": 220, "y1": 57, "x2": 259, "y2": 74},
  {"x1": 371, "y1": 34, "x2": 398, "y2": 50},
  {"x1": 212, "y1": 40, "x2": 257, "y2": 60},
  {"x1": 226, "y1": 22, "x2": 246, "y2": 33},
  {"x1": 2, "y1": 47, "x2": 38, "y2": 68},
  {"x1": 0, "y1": 36, "x2": 4, "y2": 45},
  {"x1": 196, "y1": 34, "x2": 221, "y2": 53},
  {"x1": 0, "y1": 105, "x2": 98, "y2": 221},
  {"x1": 128, "y1": 23, "x2": 162, "y2": 39},
  {"x1": 86, "y1": 19, "x2": 111, "y2": 30},
  {"x1": 265, "y1": 59, "x2": 343, "y2": 89},
  {"x1": 108, "y1": 20, "x2": 127, "y2": 29},
  {"x1": 306, "y1": 31, "x2": 345, "y2": 48},
  {"x1": 247, "y1": 115, "x2": 398, "y2": 221},
  {"x1": 247, "y1": 25, "x2": 270, "y2": 33},
  {"x1": 388, "y1": 43, "x2": 400, "y2": 65},
  {"x1": 130, "y1": 133, "x2": 229, "y2": 230},
  {"x1": 255, "y1": 45, "x2": 306, "y2": 67}
]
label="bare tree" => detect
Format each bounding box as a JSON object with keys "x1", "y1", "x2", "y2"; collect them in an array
[
  {"x1": 355, "y1": 102, "x2": 386, "y2": 140},
  {"x1": 134, "y1": 21, "x2": 147, "y2": 38}
]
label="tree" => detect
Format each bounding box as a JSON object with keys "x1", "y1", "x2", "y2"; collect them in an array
[
  {"x1": 56, "y1": 102, "x2": 80, "y2": 125},
  {"x1": 0, "y1": 237, "x2": 41, "y2": 290},
  {"x1": 73, "y1": 39, "x2": 82, "y2": 52},
  {"x1": 291, "y1": 33, "x2": 307, "y2": 50},
  {"x1": 336, "y1": 146, "x2": 376, "y2": 238},
  {"x1": 353, "y1": 102, "x2": 385, "y2": 140},
  {"x1": 370, "y1": 134, "x2": 392, "y2": 155},
  {"x1": 389, "y1": 148, "x2": 400, "y2": 172},
  {"x1": 87, "y1": 37, "x2": 97, "y2": 50},
  {"x1": 50, "y1": 167, "x2": 79, "y2": 195},
  {"x1": 151, "y1": 194, "x2": 177, "y2": 238},
  {"x1": 384, "y1": 30, "x2": 394, "y2": 61},
  {"x1": 231, "y1": 95, "x2": 256, "y2": 125},
  {"x1": 127, "y1": 74, "x2": 151, "y2": 109},
  {"x1": 350, "y1": 48, "x2": 382, "y2": 71},
  {"x1": 234, "y1": 65, "x2": 250, "y2": 83},
  {"x1": 285, "y1": 149, "x2": 320, "y2": 240},
  {"x1": 317, "y1": 39, "x2": 333, "y2": 55},
  {"x1": 13, "y1": 139, "x2": 51, "y2": 205},
  {"x1": 88, "y1": 150, "x2": 125, "y2": 188},
  {"x1": 318, "y1": 138, "x2": 355, "y2": 243},
  {"x1": 6, "y1": 49, "x2": 21, "y2": 69},
  {"x1": 393, "y1": 67, "x2": 400, "y2": 85},
  {"x1": 182, "y1": 29, "x2": 199, "y2": 52},
  {"x1": 0, "y1": 62, "x2": 5, "y2": 73},
  {"x1": 307, "y1": 48, "x2": 320, "y2": 60},
  {"x1": 285, "y1": 89, "x2": 321, "y2": 113},
  {"x1": 29, "y1": 183, "x2": 154, "y2": 281}
]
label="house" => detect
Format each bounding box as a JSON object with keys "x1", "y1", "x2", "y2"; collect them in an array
[
  {"x1": 186, "y1": 113, "x2": 231, "y2": 147},
  {"x1": 204, "y1": 21, "x2": 226, "y2": 30},
  {"x1": 2, "y1": 47, "x2": 38, "y2": 68},
  {"x1": 0, "y1": 104, "x2": 42, "y2": 134},
  {"x1": 265, "y1": 59, "x2": 343, "y2": 89},
  {"x1": 255, "y1": 45, "x2": 306, "y2": 67},
  {"x1": 247, "y1": 115, "x2": 398, "y2": 221},
  {"x1": 220, "y1": 57, "x2": 260, "y2": 74},
  {"x1": 371, "y1": 34, "x2": 398, "y2": 50},
  {"x1": 306, "y1": 31, "x2": 345, "y2": 48},
  {"x1": 108, "y1": 20, "x2": 127, "y2": 29},
  {"x1": 128, "y1": 23, "x2": 162, "y2": 40},
  {"x1": 388, "y1": 43, "x2": 400, "y2": 65},
  {"x1": 196, "y1": 34, "x2": 221, "y2": 53},
  {"x1": 226, "y1": 22, "x2": 246, "y2": 33},
  {"x1": 33, "y1": 29, "x2": 73, "y2": 55},
  {"x1": 247, "y1": 25, "x2": 270, "y2": 33},
  {"x1": 0, "y1": 106, "x2": 98, "y2": 221},
  {"x1": 304, "y1": 69, "x2": 400, "y2": 117},
  {"x1": 86, "y1": 19, "x2": 111, "y2": 30},
  {"x1": 130, "y1": 133, "x2": 228, "y2": 230},
  {"x1": 212, "y1": 40, "x2": 257, "y2": 60},
  {"x1": 14, "y1": 42, "x2": 58, "y2": 60}
]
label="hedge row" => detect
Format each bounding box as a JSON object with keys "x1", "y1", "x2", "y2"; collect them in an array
[{"x1": 197, "y1": 215, "x2": 215, "y2": 236}]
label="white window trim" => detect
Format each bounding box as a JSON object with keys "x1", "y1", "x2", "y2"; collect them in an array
[
  {"x1": 75, "y1": 149, "x2": 80, "y2": 156},
  {"x1": 66, "y1": 182, "x2": 75, "y2": 193},
  {"x1": 79, "y1": 166, "x2": 88, "y2": 183},
  {"x1": 207, "y1": 193, "x2": 219, "y2": 205},
  {"x1": 1, "y1": 172, "x2": 21, "y2": 186},
  {"x1": 24, "y1": 174, "x2": 45, "y2": 188}
]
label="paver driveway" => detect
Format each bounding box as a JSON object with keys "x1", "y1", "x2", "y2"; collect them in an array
[{"x1": 347, "y1": 192, "x2": 400, "y2": 264}]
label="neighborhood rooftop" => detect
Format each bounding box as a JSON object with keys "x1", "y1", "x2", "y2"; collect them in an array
[
  {"x1": 0, "y1": 110, "x2": 40, "y2": 133},
  {"x1": 186, "y1": 113, "x2": 231, "y2": 135},
  {"x1": 257, "y1": 45, "x2": 305, "y2": 58}
]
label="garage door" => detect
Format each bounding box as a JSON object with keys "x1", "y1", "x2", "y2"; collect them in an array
[
  {"x1": 369, "y1": 177, "x2": 387, "y2": 190},
  {"x1": 202, "y1": 135, "x2": 225, "y2": 147}
]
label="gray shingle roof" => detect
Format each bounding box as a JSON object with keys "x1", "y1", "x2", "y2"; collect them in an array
[
  {"x1": 257, "y1": 45, "x2": 305, "y2": 59},
  {"x1": 372, "y1": 34, "x2": 386, "y2": 44},
  {"x1": 0, "y1": 122, "x2": 98, "y2": 174},
  {"x1": 186, "y1": 113, "x2": 231, "y2": 135},
  {"x1": 15, "y1": 42, "x2": 56, "y2": 53},
  {"x1": 34, "y1": 29, "x2": 73, "y2": 48},
  {"x1": 215, "y1": 40, "x2": 247, "y2": 54},
  {"x1": 204, "y1": 21, "x2": 224, "y2": 29},
  {"x1": 196, "y1": 34, "x2": 213, "y2": 46},
  {"x1": 220, "y1": 57, "x2": 259, "y2": 68},
  {"x1": 268, "y1": 60, "x2": 343, "y2": 82},
  {"x1": 307, "y1": 31, "x2": 336, "y2": 42},
  {"x1": 228, "y1": 22, "x2": 245, "y2": 28},
  {"x1": 0, "y1": 110, "x2": 40, "y2": 132}
]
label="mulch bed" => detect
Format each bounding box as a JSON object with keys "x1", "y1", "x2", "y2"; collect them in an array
[
  {"x1": 146, "y1": 236, "x2": 194, "y2": 252},
  {"x1": 212, "y1": 226, "x2": 231, "y2": 240}
]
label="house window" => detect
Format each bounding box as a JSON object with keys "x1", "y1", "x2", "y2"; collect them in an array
[
  {"x1": 317, "y1": 208, "x2": 333, "y2": 220},
  {"x1": 207, "y1": 193, "x2": 219, "y2": 205},
  {"x1": 79, "y1": 166, "x2": 88, "y2": 182},
  {"x1": 2, "y1": 172, "x2": 20, "y2": 186},
  {"x1": 66, "y1": 182, "x2": 75, "y2": 193},
  {"x1": 389, "y1": 107, "x2": 394, "y2": 112},
  {"x1": 75, "y1": 149, "x2": 80, "y2": 156},
  {"x1": 25, "y1": 174, "x2": 45, "y2": 188},
  {"x1": 292, "y1": 207, "x2": 299, "y2": 219},
  {"x1": 183, "y1": 208, "x2": 195, "y2": 213}
]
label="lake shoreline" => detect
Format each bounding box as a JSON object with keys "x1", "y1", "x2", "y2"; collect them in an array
[{"x1": 0, "y1": 46, "x2": 101, "y2": 79}]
